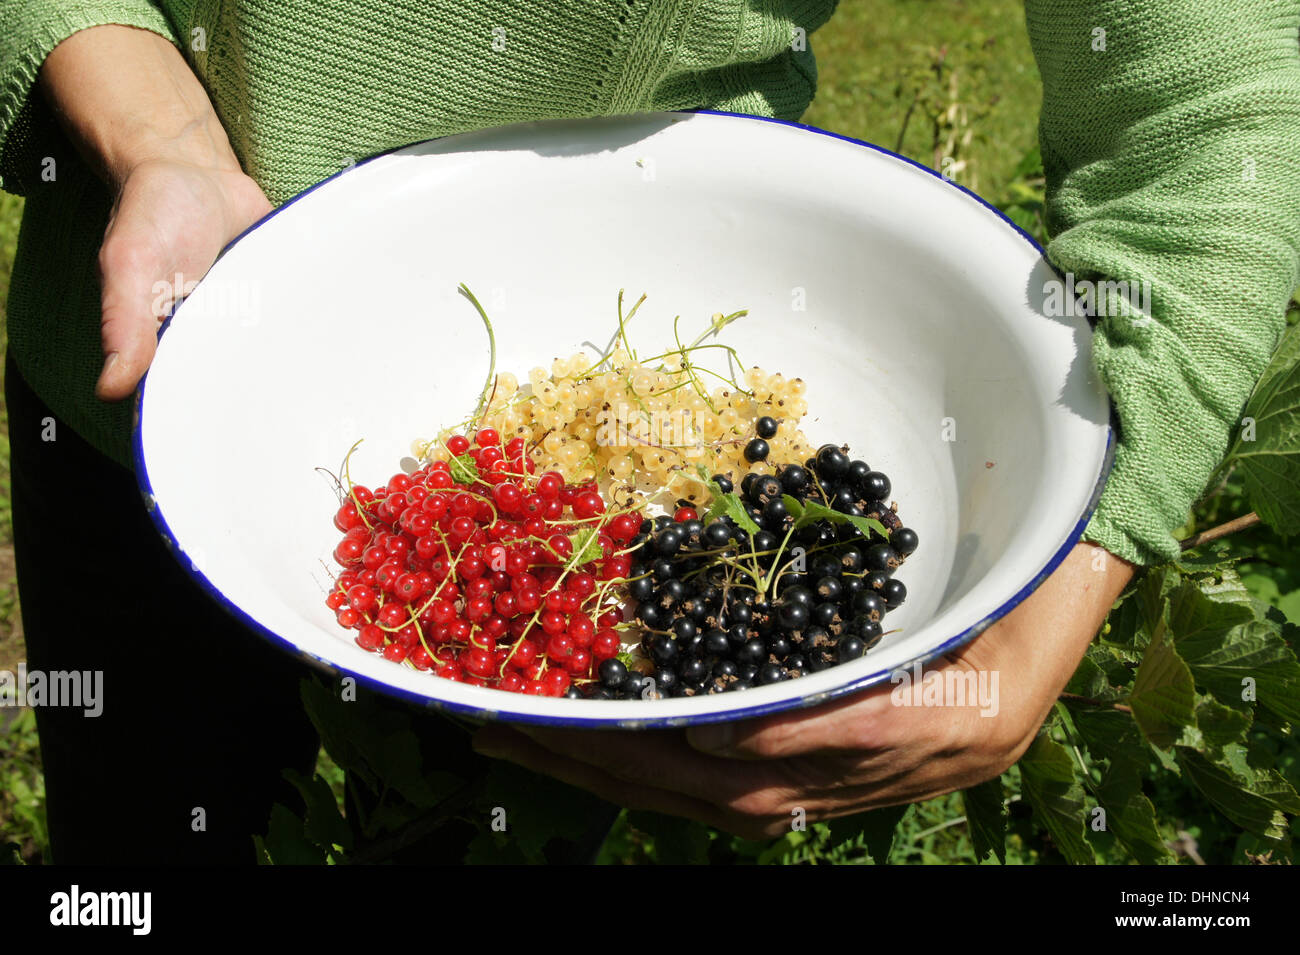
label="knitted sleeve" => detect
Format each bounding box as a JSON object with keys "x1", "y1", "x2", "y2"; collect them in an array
[
  {"x1": 0, "y1": 1, "x2": 178, "y2": 195},
  {"x1": 1023, "y1": 1, "x2": 1300, "y2": 565}
]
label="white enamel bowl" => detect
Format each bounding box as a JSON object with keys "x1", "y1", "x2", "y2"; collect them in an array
[{"x1": 134, "y1": 111, "x2": 1112, "y2": 728}]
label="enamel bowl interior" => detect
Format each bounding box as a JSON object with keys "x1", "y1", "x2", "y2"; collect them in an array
[{"x1": 135, "y1": 111, "x2": 1111, "y2": 728}]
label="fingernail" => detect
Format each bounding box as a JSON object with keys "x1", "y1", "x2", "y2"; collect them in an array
[
  {"x1": 688, "y1": 722, "x2": 734, "y2": 754},
  {"x1": 101, "y1": 351, "x2": 119, "y2": 377}
]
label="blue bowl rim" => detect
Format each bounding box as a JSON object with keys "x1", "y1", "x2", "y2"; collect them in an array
[{"x1": 131, "y1": 108, "x2": 1116, "y2": 729}]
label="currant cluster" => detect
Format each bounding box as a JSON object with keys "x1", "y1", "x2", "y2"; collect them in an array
[
  {"x1": 416, "y1": 342, "x2": 816, "y2": 505},
  {"x1": 592, "y1": 440, "x2": 917, "y2": 699},
  {"x1": 326, "y1": 427, "x2": 645, "y2": 697}
]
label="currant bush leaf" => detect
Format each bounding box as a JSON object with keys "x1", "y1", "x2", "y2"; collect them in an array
[
  {"x1": 625, "y1": 810, "x2": 712, "y2": 865},
  {"x1": 824, "y1": 803, "x2": 910, "y2": 864},
  {"x1": 450, "y1": 453, "x2": 479, "y2": 485},
  {"x1": 567, "y1": 527, "x2": 602, "y2": 567},
  {"x1": 1177, "y1": 618, "x2": 1300, "y2": 723},
  {"x1": 1176, "y1": 747, "x2": 1300, "y2": 844},
  {"x1": 1018, "y1": 733, "x2": 1096, "y2": 864},
  {"x1": 1128, "y1": 632, "x2": 1197, "y2": 750},
  {"x1": 257, "y1": 802, "x2": 328, "y2": 865},
  {"x1": 961, "y1": 777, "x2": 1007, "y2": 864},
  {"x1": 1226, "y1": 319, "x2": 1300, "y2": 534},
  {"x1": 284, "y1": 768, "x2": 353, "y2": 855},
  {"x1": 719, "y1": 493, "x2": 760, "y2": 534},
  {"x1": 784, "y1": 494, "x2": 887, "y2": 539},
  {"x1": 1071, "y1": 707, "x2": 1148, "y2": 778},
  {"x1": 1095, "y1": 766, "x2": 1175, "y2": 865}
]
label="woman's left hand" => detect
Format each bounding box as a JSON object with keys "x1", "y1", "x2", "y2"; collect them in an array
[{"x1": 472, "y1": 541, "x2": 1133, "y2": 840}]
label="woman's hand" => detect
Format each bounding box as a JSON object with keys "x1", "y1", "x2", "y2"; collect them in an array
[
  {"x1": 39, "y1": 24, "x2": 271, "y2": 399},
  {"x1": 94, "y1": 158, "x2": 270, "y2": 398},
  {"x1": 472, "y1": 541, "x2": 1135, "y2": 840}
]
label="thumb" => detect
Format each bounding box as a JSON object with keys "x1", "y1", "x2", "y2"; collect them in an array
[{"x1": 95, "y1": 236, "x2": 170, "y2": 400}]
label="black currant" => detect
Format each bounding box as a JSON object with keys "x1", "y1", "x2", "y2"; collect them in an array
[
  {"x1": 761, "y1": 497, "x2": 788, "y2": 529},
  {"x1": 891, "y1": 527, "x2": 919, "y2": 556},
  {"x1": 864, "y1": 543, "x2": 901, "y2": 574},
  {"x1": 778, "y1": 465, "x2": 810, "y2": 496},
  {"x1": 837, "y1": 637, "x2": 866, "y2": 663},
  {"x1": 637, "y1": 603, "x2": 666, "y2": 629},
  {"x1": 703, "y1": 521, "x2": 732, "y2": 547},
  {"x1": 599, "y1": 658, "x2": 629, "y2": 689},
  {"x1": 782, "y1": 585, "x2": 813, "y2": 607},
  {"x1": 766, "y1": 635, "x2": 792, "y2": 659},
  {"x1": 814, "y1": 576, "x2": 842, "y2": 602},
  {"x1": 882, "y1": 578, "x2": 907, "y2": 609},
  {"x1": 711, "y1": 474, "x2": 734, "y2": 494},
  {"x1": 815, "y1": 445, "x2": 850, "y2": 482},
  {"x1": 744, "y1": 438, "x2": 770, "y2": 463},
  {"x1": 777, "y1": 602, "x2": 809, "y2": 630},
  {"x1": 628, "y1": 573, "x2": 655, "y2": 601},
  {"x1": 726, "y1": 602, "x2": 752, "y2": 626},
  {"x1": 852, "y1": 590, "x2": 885, "y2": 620},
  {"x1": 858, "y1": 470, "x2": 891, "y2": 501},
  {"x1": 755, "y1": 416, "x2": 779, "y2": 439},
  {"x1": 679, "y1": 658, "x2": 709, "y2": 685},
  {"x1": 749, "y1": 474, "x2": 782, "y2": 505},
  {"x1": 811, "y1": 602, "x2": 838, "y2": 628},
  {"x1": 703, "y1": 628, "x2": 730, "y2": 656},
  {"x1": 758, "y1": 663, "x2": 786, "y2": 685},
  {"x1": 649, "y1": 633, "x2": 680, "y2": 667}
]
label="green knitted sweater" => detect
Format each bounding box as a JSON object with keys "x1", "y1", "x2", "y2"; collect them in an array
[{"x1": 2, "y1": 1, "x2": 1298, "y2": 568}]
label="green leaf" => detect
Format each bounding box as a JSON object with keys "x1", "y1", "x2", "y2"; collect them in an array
[
  {"x1": 1195, "y1": 695, "x2": 1253, "y2": 750},
  {"x1": 450, "y1": 453, "x2": 479, "y2": 485},
  {"x1": 1017, "y1": 733, "x2": 1096, "y2": 864},
  {"x1": 1065, "y1": 645, "x2": 1132, "y2": 702},
  {"x1": 1177, "y1": 618, "x2": 1300, "y2": 723},
  {"x1": 257, "y1": 802, "x2": 328, "y2": 865},
  {"x1": 1167, "y1": 580, "x2": 1256, "y2": 644},
  {"x1": 961, "y1": 778, "x2": 1006, "y2": 864},
  {"x1": 1134, "y1": 568, "x2": 1175, "y2": 646},
  {"x1": 568, "y1": 526, "x2": 602, "y2": 566},
  {"x1": 1176, "y1": 747, "x2": 1300, "y2": 844},
  {"x1": 1094, "y1": 767, "x2": 1175, "y2": 865},
  {"x1": 625, "y1": 811, "x2": 711, "y2": 865},
  {"x1": 1227, "y1": 319, "x2": 1300, "y2": 533},
  {"x1": 718, "y1": 492, "x2": 759, "y2": 534},
  {"x1": 300, "y1": 677, "x2": 461, "y2": 809},
  {"x1": 473, "y1": 761, "x2": 616, "y2": 864},
  {"x1": 284, "y1": 769, "x2": 352, "y2": 855},
  {"x1": 1128, "y1": 631, "x2": 1197, "y2": 750},
  {"x1": 1172, "y1": 540, "x2": 1235, "y2": 574},
  {"x1": 785, "y1": 494, "x2": 887, "y2": 539},
  {"x1": 825, "y1": 803, "x2": 910, "y2": 864},
  {"x1": 1071, "y1": 708, "x2": 1149, "y2": 778}
]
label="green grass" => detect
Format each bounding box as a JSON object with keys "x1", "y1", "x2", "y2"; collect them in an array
[{"x1": 804, "y1": 0, "x2": 1041, "y2": 201}]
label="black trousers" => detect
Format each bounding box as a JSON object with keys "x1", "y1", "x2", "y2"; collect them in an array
[
  {"x1": 5, "y1": 352, "x2": 323, "y2": 864},
  {"x1": 5, "y1": 353, "x2": 617, "y2": 864}
]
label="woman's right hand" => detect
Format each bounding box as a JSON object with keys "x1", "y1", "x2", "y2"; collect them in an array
[
  {"x1": 39, "y1": 24, "x2": 270, "y2": 399},
  {"x1": 95, "y1": 157, "x2": 271, "y2": 398}
]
